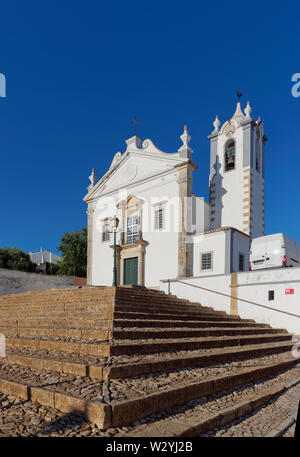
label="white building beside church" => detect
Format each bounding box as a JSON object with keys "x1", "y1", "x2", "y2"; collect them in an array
[
  {"x1": 29, "y1": 248, "x2": 61, "y2": 273},
  {"x1": 84, "y1": 100, "x2": 265, "y2": 288}
]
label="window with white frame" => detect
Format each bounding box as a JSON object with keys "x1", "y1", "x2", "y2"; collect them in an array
[
  {"x1": 126, "y1": 215, "x2": 138, "y2": 244},
  {"x1": 155, "y1": 207, "x2": 164, "y2": 230},
  {"x1": 102, "y1": 223, "x2": 110, "y2": 242},
  {"x1": 201, "y1": 252, "x2": 213, "y2": 271}
]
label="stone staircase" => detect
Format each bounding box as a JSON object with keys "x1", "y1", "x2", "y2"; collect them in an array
[{"x1": 0, "y1": 286, "x2": 299, "y2": 435}]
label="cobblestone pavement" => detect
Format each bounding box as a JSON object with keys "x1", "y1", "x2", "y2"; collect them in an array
[{"x1": 199, "y1": 377, "x2": 300, "y2": 437}]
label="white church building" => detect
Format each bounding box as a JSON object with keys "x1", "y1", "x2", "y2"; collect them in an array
[{"x1": 84, "y1": 100, "x2": 266, "y2": 288}]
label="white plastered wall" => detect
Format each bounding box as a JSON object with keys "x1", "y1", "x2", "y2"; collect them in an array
[
  {"x1": 236, "y1": 268, "x2": 300, "y2": 334},
  {"x1": 161, "y1": 267, "x2": 300, "y2": 334}
]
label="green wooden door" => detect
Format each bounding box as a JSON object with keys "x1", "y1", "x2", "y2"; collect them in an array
[{"x1": 124, "y1": 257, "x2": 138, "y2": 285}]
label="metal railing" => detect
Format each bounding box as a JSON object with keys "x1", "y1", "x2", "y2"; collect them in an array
[{"x1": 165, "y1": 279, "x2": 300, "y2": 320}]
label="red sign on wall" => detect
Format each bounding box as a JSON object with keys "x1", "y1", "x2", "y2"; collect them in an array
[{"x1": 285, "y1": 289, "x2": 295, "y2": 295}]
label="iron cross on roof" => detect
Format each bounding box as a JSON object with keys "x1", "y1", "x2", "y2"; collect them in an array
[{"x1": 131, "y1": 116, "x2": 139, "y2": 136}]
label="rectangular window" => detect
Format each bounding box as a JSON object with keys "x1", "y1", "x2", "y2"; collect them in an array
[
  {"x1": 201, "y1": 252, "x2": 213, "y2": 271},
  {"x1": 155, "y1": 208, "x2": 164, "y2": 230},
  {"x1": 102, "y1": 224, "x2": 110, "y2": 242},
  {"x1": 268, "y1": 290, "x2": 275, "y2": 301},
  {"x1": 126, "y1": 215, "x2": 138, "y2": 244},
  {"x1": 239, "y1": 253, "x2": 245, "y2": 272}
]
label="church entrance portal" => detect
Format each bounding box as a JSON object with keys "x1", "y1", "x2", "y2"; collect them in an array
[{"x1": 124, "y1": 257, "x2": 138, "y2": 285}]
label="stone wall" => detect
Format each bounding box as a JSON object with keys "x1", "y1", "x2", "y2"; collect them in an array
[{"x1": 0, "y1": 268, "x2": 85, "y2": 295}]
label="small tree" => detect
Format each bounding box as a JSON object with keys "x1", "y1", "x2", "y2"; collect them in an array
[
  {"x1": 0, "y1": 247, "x2": 36, "y2": 272},
  {"x1": 45, "y1": 262, "x2": 60, "y2": 275},
  {"x1": 57, "y1": 228, "x2": 87, "y2": 277}
]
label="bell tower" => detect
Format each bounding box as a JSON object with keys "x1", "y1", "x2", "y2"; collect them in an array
[{"x1": 208, "y1": 100, "x2": 267, "y2": 238}]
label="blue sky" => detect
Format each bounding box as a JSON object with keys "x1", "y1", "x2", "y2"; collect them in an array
[{"x1": 1, "y1": 1, "x2": 300, "y2": 255}]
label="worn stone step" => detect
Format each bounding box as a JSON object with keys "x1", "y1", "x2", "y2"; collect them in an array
[
  {"x1": 0, "y1": 369, "x2": 110, "y2": 429},
  {"x1": 114, "y1": 303, "x2": 227, "y2": 316},
  {"x1": 0, "y1": 290, "x2": 114, "y2": 305},
  {"x1": 114, "y1": 319, "x2": 269, "y2": 329},
  {"x1": 0, "y1": 307, "x2": 100, "y2": 315},
  {"x1": 0, "y1": 353, "x2": 298, "y2": 430},
  {"x1": 115, "y1": 298, "x2": 211, "y2": 309},
  {"x1": 0, "y1": 314, "x2": 112, "y2": 322},
  {"x1": 0, "y1": 317, "x2": 265, "y2": 330},
  {"x1": 2, "y1": 341, "x2": 294, "y2": 381},
  {"x1": 0, "y1": 289, "x2": 196, "y2": 308},
  {"x1": 114, "y1": 308, "x2": 242, "y2": 320},
  {"x1": 0, "y1": 303, "x2": 115, "y2": 313},
  {"x1": 0, "y1": 326, "x2": 111, "y2": 340},
  {"x1": 4, "y1": 332, "x2": 292, "y2": 358},
  {"x1": 108, "y1": 356, "x2": 300, "y2": 428},
  {"x1": 113, "y1": 311, "x2": 246, "y2": 322},
  {"x1": 0, "y1": 296, "x2": 112, "y2": 305},
  {"x1": 0, "y1": 297, "x2": 196, "y2": 310},
  {"x1": 0, "y1": 293, "x2": 213, "y2": 313},
  {"x1": 0, "y1": 309, "x2": 114, "y2": 318},
  {"x1": 0, "y1": 318, "x2": 113, "y2": 330},
  {"x1": 2, "y1": 350, "x2": 105, "y2": 379},
  {"x1": 198, "y1": 377, "x2": 300, "y2": 437},
  {"x1": 0, "y1": 325, "x2": 275, "y2": 341},
  {"x1": 112, "y1": 327, "x2": 285, "y2": 340},
  {"x1": 123, "y1": 368, "x2": 300, "y2": 437},
  {"x1": 0, "y1": 308, "x2": 244, "y2": 323},
  {"x1": 111, "y1": 333, "x2": 292, "y2": 355},
  {"x1": 106, "y1": 341, "x2": 296, "y2": 379},
  {"x1": 5, "y1": 336, "x2": 111, "y2": 357}
]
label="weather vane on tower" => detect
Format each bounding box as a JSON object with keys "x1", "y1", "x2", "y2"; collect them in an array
[{"x1": 236, "y1": 89, "x2": 243, "y2": 100}]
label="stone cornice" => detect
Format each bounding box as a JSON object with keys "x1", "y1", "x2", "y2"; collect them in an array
[
  {"x1": 207, "y1": 132, "x2": 219, "y2": 140},
  {"x1": 174, "y1": 159, "x2": 198, "y2": 171},
  {"x1": 116, "y1": 240, "x2": 149, "y2": 251},
  {"x1": 85, "y1": 166, "x2": 182, "y2": 202}
]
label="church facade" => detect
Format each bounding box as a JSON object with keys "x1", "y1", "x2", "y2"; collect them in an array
[{"x1": 84, "y1": 101, "x2": 266, "y2": 288}]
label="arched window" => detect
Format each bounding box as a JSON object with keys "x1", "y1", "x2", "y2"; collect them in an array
[{"x1": 225, "y1": 140, "x2": 235, "y2": 171}]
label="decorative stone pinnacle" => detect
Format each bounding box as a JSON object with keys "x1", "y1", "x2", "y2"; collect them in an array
[
  {"x1": 232, "y1": 101, "x2": 245, "y2": 122},
  {"x1": 180, "y1": 125, "x2": 191, "y2": 148},
  {"x1": 89, "y1": 168, "x2": 97, "y2": 187},
  {"x1": 244, "y1": 101, "x2": 252, "y2": 118},
  {"x1": 213, "y1": 115, "x2": 221, "y2": 132},
  {"x1": 178, "y1": 125, "x2": 193, "y2": 158}
]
